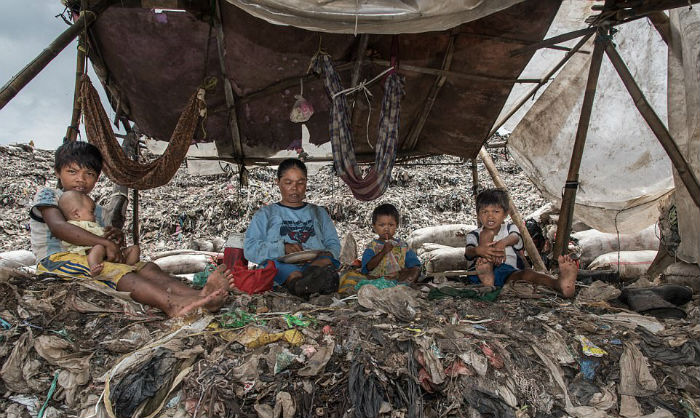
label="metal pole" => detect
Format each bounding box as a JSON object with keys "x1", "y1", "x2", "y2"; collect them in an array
[
  {"x1": 552, "y1": 33, "x2": 606, "y2": 259},
  {"x1": 0, "y1": 0, "x2": 109, "y2": 110},
  {"x1": 478, "y1": 148, "x2": 547, "y2": 272}
]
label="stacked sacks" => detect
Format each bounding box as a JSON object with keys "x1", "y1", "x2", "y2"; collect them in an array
[{"x1": 409, "y1": 224, "x2": 476, "y2": 274}]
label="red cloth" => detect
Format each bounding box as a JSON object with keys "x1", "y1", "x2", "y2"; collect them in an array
[{"x1": 231, "y1": 261, "x2": 276, "y2": 294}]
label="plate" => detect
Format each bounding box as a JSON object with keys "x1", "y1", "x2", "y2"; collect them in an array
[{"x1": 278, "y1": 250, "x2": 321, "y2": 264}]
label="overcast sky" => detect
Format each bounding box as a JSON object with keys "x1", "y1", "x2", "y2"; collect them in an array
[{"x1": 0, "y1": 0, "x2": 113, "y2": 150}]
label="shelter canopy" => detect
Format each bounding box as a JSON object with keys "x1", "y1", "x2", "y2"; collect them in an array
[{"x1": 82, "y1": 0, "x2": 562, "y2": 163}]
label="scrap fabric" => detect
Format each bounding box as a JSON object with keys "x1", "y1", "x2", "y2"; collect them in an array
[{"x1": 312, "y1": 53, "x2": 403, "y2": 201}]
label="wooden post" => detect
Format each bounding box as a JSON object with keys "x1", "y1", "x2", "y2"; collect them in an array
[
  {"x1": 478, "y1": 148, "x2": 547, "y2": 272},
  {"x1": 214, "y1": 0, "x2": 244, "y2": 160},
  {"x1": 552, "y1": 34, "x2": 606, "y2": 259},
  {"x1": 0, "y1": 0, "x2": 109, "y2": 110},
  {"x1": 470, "y1": 159, "x2": 479, "y2": 197},
  {"x1": 603, "y1": 40, "x2": 700, "y2": 208},
  {"x1": 132, "y1": 188, "x2": 140, "y2": 245},
  {"x1": 403, "y1": 33, "x2": 456, "y2": 150}
]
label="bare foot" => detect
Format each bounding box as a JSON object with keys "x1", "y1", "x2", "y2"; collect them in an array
[
  {"x1": 89, "y1": 262, "x2": 104, "y2": 277},
  {"x1": 201, "y1": 265, "x2": 231, "y2": 311},
  {"x1": 476, "y1": 258, "x2": 495, "y2": 286},
  {"x1": 557, "y1": 255, "x2": 578, "y2": 298},
  {"x1": 168, "y1": 289, "x2": 227, "y2": 317}
]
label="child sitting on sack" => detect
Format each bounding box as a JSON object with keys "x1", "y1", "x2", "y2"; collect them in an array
[{"x1": 464, "y1": 188, "x2": 577, "y2": 297}]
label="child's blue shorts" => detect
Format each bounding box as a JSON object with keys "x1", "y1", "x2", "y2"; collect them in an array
[{"x1": 469, "y1": 263, "x2": 519, "y2": 287}]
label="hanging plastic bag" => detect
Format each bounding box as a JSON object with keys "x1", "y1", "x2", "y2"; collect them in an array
[{"x1": 289, "y1": 79, "x2": 314, "y2": 123}]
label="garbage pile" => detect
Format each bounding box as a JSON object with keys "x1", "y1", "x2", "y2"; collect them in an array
[
  {"x1": 1, "y1": 142, "x2": 698, "y2": 418},
  {"x1": 1, "y1": 267, "x2": 698, "y2": 418},
  {"x1": 0, "y1": 143, "x2": 543, "y2": 259}
]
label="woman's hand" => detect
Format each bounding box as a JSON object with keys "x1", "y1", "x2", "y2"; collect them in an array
[{"x1": 284, "y1": 243, "x2": 303, "y2": 254}]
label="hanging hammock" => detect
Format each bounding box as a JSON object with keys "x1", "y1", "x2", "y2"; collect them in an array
[
  {"x1": 79, "y1": 74, "x2": 205, "y2": 190},
  {"x1": 312, "y1": 53, "x2": 403, "y2": 201}
]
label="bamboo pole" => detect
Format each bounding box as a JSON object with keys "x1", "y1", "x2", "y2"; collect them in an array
[
  {"x1": 65, "y1": 36, "x2": 87, "y2": 141},
  {"x1": 510, "y1": 28, "x2": 595, "y2": 57},
  {"x1": 487, "y1": 32, "x2": 594, "y2": 138},
  {"x1": 603, "y1": 40, "x2": 700, "y2": 208},
  {"x1": 0, "y1": 0, "x2": 109, "y2": 110},
  {"x1": 552, "y1": 34, "x2": 606, "y2": 259},
  {"x1": 478, "y1": 148, "x2": 546, "y2": 272}
]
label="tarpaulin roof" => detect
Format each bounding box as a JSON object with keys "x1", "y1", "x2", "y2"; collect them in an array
[{"x1": 84, "y1": 0, "x2": 563, "y2": 163}]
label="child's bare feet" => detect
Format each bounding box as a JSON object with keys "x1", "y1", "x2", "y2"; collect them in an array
[
  {"x1": 201, "y1": 265, "x2": 231, "y2": 311},
  {"x1": 475, "y1": 257, "x2": 495, "y2": 286},
  {"x1": 89, "y1": 262, "x2": 104, "y2": 277},
  {"x1": 557, "y1": 255, "x2": 578, "y2": 298}
]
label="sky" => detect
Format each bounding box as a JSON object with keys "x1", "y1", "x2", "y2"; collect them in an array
[{"x1": 0, "y1": 0, "x2": 113, "y2": 150}]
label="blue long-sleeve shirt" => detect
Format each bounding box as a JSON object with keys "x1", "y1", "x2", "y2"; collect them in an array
[{"x1": 244, "y1": 202, "x2": 341, "y2": 264}]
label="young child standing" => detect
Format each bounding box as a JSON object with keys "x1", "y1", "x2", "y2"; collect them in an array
[
  {"x1": 464, "y1": 189, "x2": 577, "y2": 298},
  {"x1": 30, "y1": 141, "x2": 232, "y2": 317},
  {"x1": 361, "y1": 203, "x2": 421, "y2": 283},
  {"x1": 58, "y1": 190, "x2": 140, "y2": 276}
]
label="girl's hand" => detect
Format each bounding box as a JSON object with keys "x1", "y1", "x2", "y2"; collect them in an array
[{"x1": 103, "y1": 226, "x2": 125, "y2": 247}]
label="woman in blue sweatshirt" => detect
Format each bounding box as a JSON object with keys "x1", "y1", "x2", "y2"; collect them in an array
[{"x1": 244, "y1": 158, "x2": 341, "y2": 296}]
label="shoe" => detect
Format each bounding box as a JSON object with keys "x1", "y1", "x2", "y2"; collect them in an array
[{"x1": 619, "y1": 285, "x2": 693, "y2": 319}]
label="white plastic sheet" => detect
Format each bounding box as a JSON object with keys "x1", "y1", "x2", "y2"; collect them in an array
[
  {"x1": 508, "y1": 18, "x2": 673, "y2": 233},
  {"x1": 225, "y1": 0, "x2": 523, "y2": 34},
  {"x1": 668, "y1": 8, "x2": 700, "y2": 264}
]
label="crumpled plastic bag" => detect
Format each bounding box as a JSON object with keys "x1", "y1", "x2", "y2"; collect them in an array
[
  {"x1": 289, "y1": 95, "x2": 314, "y2": 123},
  {"x1": 100, "y1": 323, "x2": 151, "y2": 353},
  {"x1": 357, "y1": 285, "x2": 419, "y2": 322},
  {"x1": 34, "y1": 334, "x2": 92, "y2": 407},
  {"x1": 254, "y1": 391, "x2": 296, "y2": 418},
  {"x1": 298, "y1": 341, "x2": 333, "y2": 376},
  {"x1": 0, "y1": 330, "x2": 43, "y2": 393}
]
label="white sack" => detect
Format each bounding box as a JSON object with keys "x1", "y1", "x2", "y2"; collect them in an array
[
  {"x1": 508, "y1": 18, "x2": 673, "y2": 233},
  {"x1": 573, "y1": 225, "x2": 660, "y2": 267},
  {"x1": 662, "y1": 262, "x2": 700, "y2": 292},
  {"x1": 419, "y1": 245, "x2": 468, "y2": 274},
  {"x1": 588, "y1": 250, "x2": 657, "y2": 281},
  {"x1": 153, "y1": 254, "x2": 211, "y2": 275},
  {"x1": 0, "y1": 250, "x2": 36, "y2": 268},
  {"x1": 408, "y1": 224, "x2": 476, "y2": 250}
]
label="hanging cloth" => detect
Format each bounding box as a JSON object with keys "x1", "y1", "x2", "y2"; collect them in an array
[
  {"x1": 79, "y1": 74, "x2": 205, "y2": 190},
  {"x1": 311, "y1": 53, "x2": 403, "y2": 201}
]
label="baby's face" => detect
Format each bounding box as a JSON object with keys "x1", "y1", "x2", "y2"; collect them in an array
[
  {"x1": 477, "y1": 204, "x2": 507, "y2": 231},
  {"x1": 373, "y1": 214, "x2": 398, "y2": 241},
  {"x1": 72, "y1": 203, "x2": 96, "y2": 222}
]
